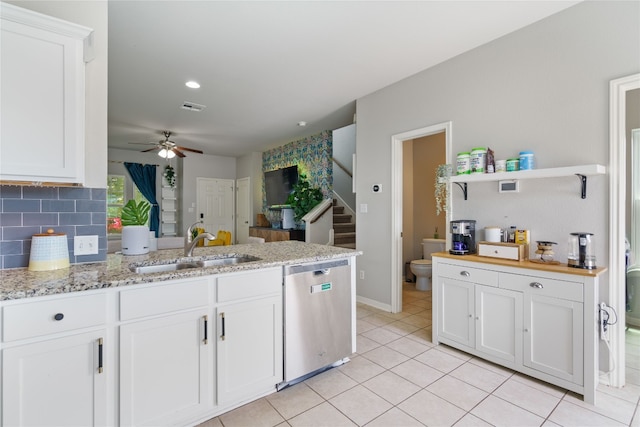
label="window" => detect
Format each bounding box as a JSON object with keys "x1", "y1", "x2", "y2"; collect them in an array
[{"x1": 107, "y1": 174, "x2": 150, "y2": 236}]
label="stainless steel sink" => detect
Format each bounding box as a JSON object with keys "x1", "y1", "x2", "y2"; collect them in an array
[
  {"x1": 130, "y1": 255, "x2": 260, "y2": 274},
  {"x1": 200, "y1": 255, "x2": 260, "y2": 267},
  {"x1": 130, "y1": 262, "x2": 203, "y2": 274}
]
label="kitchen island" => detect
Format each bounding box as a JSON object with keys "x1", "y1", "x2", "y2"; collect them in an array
[{"x1": 0, "y1": 241, "x2": 360, "y2": 426}]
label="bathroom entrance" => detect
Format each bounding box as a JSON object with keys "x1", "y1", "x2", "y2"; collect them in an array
[{"x1": 390, "y1": 122, "x2": 452, "y2": 313}]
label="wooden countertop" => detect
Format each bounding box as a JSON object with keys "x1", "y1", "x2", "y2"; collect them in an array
[{"x1": 432, "y1": 252, "x2": 607, "y2": 277}]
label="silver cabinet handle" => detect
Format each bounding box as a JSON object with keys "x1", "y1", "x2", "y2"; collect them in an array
[
  {"x1": 460, "y1": 271, "x2": 471, "y2": 277},
  {"x1": 529, "y1": 282, "x2": 543, "y2": 289}
]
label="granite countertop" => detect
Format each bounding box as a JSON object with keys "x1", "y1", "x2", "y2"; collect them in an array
[
  {"x1": 0, "y1": 241, "x2": 361, "y2": 301},
  {"x1": 432, "y1": 251, "x2": 607, "y2": 277}
]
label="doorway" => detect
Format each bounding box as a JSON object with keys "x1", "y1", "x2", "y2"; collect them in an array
[
  {"x1": 391, "y1": 122, "x2": 452, "y2": 313},
  {"x1": 609, "y1": 73, "x2": 640, "y2": 388},
  {"x1": 196, "y1": 178, "x2": 235, "y2": 238}
]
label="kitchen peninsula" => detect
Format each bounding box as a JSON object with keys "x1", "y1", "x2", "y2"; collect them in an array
[{"x1": 0, "y1": 241, "x2": 360, "y2": 426}]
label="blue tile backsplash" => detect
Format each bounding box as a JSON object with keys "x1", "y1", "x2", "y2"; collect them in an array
[{"x1": 0, "y1": 185, "x2": 107, "y2": 269}]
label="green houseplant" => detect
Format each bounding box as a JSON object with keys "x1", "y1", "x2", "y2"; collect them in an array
[
  {"x1": 286, "y1": 174, "x2": 323, "y2": 222},
  {"x1": 121, "y1": 200, "x2": 151, "y2": 255}
]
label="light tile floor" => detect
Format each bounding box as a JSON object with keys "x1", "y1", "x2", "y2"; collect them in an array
[{"x1": 199, "y1": 283, "x2": 640, "y2": 427}]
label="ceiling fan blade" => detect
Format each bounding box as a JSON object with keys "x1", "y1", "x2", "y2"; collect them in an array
[
  {"x1": 172, "y1": 148, "x2": 186, "y2": 158},
  {"x1": 141, "y1": 147, "x2": 159, "y2": 153},
  {"x1": 176, "y1": 146, "x2": 203, "y2": 154}
]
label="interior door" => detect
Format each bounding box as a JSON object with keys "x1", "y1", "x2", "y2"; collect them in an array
[
  {"x1": 235, "y1": 177, "x2": 251, "y2": 244},
  {"x1": 196, "y1": 178, "x2": 234, "y2": 236}
]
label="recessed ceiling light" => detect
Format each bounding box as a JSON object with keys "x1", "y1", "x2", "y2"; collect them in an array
[
  {"x1": 185, "y1": 81, "x2": 200, "y2": 89},
  {"x1": 298, "y1": 121, "x2": 307, "y2": 127}
]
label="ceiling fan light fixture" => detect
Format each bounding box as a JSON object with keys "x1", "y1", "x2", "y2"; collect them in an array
[
  {"x1": 158, "y1": 148, "x2": 176, "y2": 159},
  {"x1": 185, "y1": 80, "x2": 200, "y2": 89}
]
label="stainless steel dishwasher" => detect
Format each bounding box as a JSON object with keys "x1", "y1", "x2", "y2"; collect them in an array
[{"x1": 280, "y1": 258, "x2": 353, "y2": 388}]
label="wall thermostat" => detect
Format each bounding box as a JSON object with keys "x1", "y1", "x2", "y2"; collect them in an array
[
  {"x1": 372, "y1": 184, "x2": 382, "y2": 193},
  {"x1": 499, "y1": 180, "x2": 519, "y2": 193}
]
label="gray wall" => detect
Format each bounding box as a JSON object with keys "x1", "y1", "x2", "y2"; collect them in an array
[
  {"x1": 355, "y1": 1, "x2": 640, "y2": 307},
  {"x1": 237, "y1": 152, "x2": 264, "y2": 226}
]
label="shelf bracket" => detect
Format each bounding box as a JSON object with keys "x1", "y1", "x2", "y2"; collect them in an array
[
  {"x1": 454, "y1": 182, "x2": 468, "y2": 201},
  {"x1": 576, "y1": 174, "x2": 587, "y2": 199}
]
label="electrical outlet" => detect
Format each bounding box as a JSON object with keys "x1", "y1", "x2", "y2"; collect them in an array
[
  {"x1": 74, "y1": 235, "x2": 99, "y2": 256},
  {"x1": 599, "y1": 302, "x2": 608, "y2": 341},
  {"x1": 359, "y1": 270, "x2": 365, "y2": 280}
]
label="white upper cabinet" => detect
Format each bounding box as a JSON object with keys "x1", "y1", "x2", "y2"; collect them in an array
[{"x1": 0, "y1": 3, "x2": 93, "y2": 184}]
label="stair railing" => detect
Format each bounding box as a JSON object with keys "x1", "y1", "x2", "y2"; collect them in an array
[{"x1": 302, "y1": 199, "x2": 334, "y2": 245}]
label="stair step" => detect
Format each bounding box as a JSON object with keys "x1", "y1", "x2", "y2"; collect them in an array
[
  {"x1": 334, "y1": 232, "x2": 356, "y2": 244},
  {"x1": 333, "y1": 213, "x2": 352, "y2": 223},
  {"x1": 334, "y1": 242, "x2": 356, "y2": 249},
  {"x1": 334, "y1": 223, "x2": 355, "y2": 233},
  {"x1": 333, "y1": 206, "x2": 345, "y2": 214}
]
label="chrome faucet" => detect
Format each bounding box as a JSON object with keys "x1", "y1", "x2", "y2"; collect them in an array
[{"x1": 184, "y1": 221, "x2": 215, "y2": 256}]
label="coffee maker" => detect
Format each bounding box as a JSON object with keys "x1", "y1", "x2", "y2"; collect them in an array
[
  {"x1": 450, "y1": 220, "x2": 476, "y2": 255},
  {"x1": 568, "y1": 232, "x2": 596, "y2": 269}
]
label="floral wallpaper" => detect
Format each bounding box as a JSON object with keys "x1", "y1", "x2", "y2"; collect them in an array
[{"x1": 262, "y1": 131, "x2": 332, "y2": 211}]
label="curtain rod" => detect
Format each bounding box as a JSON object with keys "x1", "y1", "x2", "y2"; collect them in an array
[{"x1": 109, "y1": 160, "x2": 161, "y2": 167}]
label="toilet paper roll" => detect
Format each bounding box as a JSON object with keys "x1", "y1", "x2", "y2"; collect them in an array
[{"x1": 485, "y1": 227, "x2": 502, "y2": 243}]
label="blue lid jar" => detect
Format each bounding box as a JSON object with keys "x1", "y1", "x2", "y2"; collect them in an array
[{"x1": 519, "y1": 151, "x2": 535, "y2": 170}]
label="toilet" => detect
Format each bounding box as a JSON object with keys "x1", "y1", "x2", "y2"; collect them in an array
[{"x1": 410, "y1": 238, "x2": 446, "y2": 291}]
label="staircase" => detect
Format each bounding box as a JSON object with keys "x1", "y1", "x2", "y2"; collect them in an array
[{"x1": 333, "y1": 199, "x2": 356, "y2": 249}]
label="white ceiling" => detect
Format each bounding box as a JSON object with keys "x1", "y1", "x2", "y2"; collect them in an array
[{"x1": 108, "y1": 1, "x2": 580, "y2": 158}]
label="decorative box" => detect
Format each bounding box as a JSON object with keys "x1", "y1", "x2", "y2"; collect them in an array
[{"x1": 477, "y1": 241, "x2": 529, "y2": 261}]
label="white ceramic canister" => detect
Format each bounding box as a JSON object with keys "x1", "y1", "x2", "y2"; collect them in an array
[
  {"x1": 456, "y1": 152, "x2": 470, "y2": 175},
  {"x1": 484, "y1": 226, "x2": 502, "y2": 243},
  {"x1": 519, "y1": 151, "x2": 535, "y2": 170},
  {"x1": 470, "y1": 147, "x2": 487, "y2": 174},
  {"x1": 29, "y1": 229, "x2": 70, "y2": 271}
]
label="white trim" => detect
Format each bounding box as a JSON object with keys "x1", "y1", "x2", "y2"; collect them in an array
[
  {"x1": 391, "y1": 122, "x2": 452, "y2": 313},
  {"x1": 609, "y1": 73, "x2": 640, "y2": 387}
]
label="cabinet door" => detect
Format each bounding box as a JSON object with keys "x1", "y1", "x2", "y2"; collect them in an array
[
  {"x1": 437, "y1": 277, "x2": 474, "y2": 348},
  {"x1": 524, "y1": 294, "x2": 584, "y2": 384},
  {"x1": 0, "y1": 14, "x2": 87, "y2": 183},
  {"x1": 120, "y1": 310, "x2": 212, "y2": 426},
  {"x1": 476, "y1": 285, "x2": 522, "y2": 364},
  {"x1": 217, "y1": 295, "x2": 283, "y2": 406},
  {"x1": 2, "y1": 330, "x2": 108, "y2": 426}
]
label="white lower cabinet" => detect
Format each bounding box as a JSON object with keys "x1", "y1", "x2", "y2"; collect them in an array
[
  {"x1": 0, "y1": 265, "x2": 289, "y2": 426},
  {"x1": 437, "y1": 275, "x2": 521, "y2": 365},
  {"x1": 119, "y1": 309, "x2": 212, "y2": 426},
  {"x1": 216, "y1": 267, "x2": 283, "y2": 408},
  {"x1": 433, "y1": 256, "x2": 600, "y2": 404},
  {"x1": 1, "y1": 292, "x2": 110, "y2": 427},
  {"x1": 217, "y1": 295, "x2": 282, "y2": 406},
  {"x1": 2, "y1": 330, "x2": 108, "y2": 427}
]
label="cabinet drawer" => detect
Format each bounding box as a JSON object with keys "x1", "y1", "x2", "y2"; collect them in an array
[
  {"x1": 120, "y1": 279, "x2": 209, "y2": 321},
  {"x1": 500, "y1": 273, "x2": 582, "y2": 301},
  {"x1": 438, "y1": 263, "x2": 499, "y2": 287},
  {"x1": 3, "y1": 293, "x2": 107, "y2": 342},
  {"x1": 217, "y1": 267, "x2": 282, "y2": 303}
]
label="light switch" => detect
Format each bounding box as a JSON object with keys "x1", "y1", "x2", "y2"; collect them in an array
[
  {"x1": 360, "y1": 204, "x2": 368, "y2": 213},
  {"x1": 74, "y1": 235, "x2": 99, "y2": 255}
]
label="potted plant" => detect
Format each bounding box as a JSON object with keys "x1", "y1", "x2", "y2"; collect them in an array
[
  {"x1": 286, "y1": 174, "x2": 323, "y2": 225},
  {"x1": 120, "y1": 200, "x2": 151, "y2": 255},
  {"x1": 163, "y1": 165, "x2": 176, "y2": 188}
]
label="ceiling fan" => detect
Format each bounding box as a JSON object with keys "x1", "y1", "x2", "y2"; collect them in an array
[{"x1": 131, "y1": 131, "x2": 203, "y2": 158}]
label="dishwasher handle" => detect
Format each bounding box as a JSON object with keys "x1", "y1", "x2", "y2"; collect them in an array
[{"x1": 284, "y1": 259, "x2": 349, "y2": 276}]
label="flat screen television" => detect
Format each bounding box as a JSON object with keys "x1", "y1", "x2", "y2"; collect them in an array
[{"x1": 264, "y1": 165, "x2": 298, "y2": 207}]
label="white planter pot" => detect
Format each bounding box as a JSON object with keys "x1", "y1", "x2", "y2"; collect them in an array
[{"x1": 121, "y1": 226, "x2": 150, "y2": 255}]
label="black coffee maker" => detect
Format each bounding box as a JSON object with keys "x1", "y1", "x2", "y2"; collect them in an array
[{"x1": 450, "y1": 220, "x2": 476, "y2": 255}]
